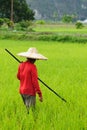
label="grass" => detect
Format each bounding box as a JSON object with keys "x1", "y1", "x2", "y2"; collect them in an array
[
  {"x1": 0, "y1": 23, "x2": 87, "y2": 43},
  {"x1": 0, "y1": 40, "x2": 87, "y2": 130},
  {"x1": 34, "y1": 23, "x2": 87, "y2": 33}
]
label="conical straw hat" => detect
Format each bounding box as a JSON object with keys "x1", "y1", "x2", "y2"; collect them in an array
[{"x1": 17, "y1": 47, "x2": 48, "y2": 60}]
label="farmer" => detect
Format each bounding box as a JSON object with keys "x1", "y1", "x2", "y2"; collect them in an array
[{"x1": 17, "y1": 47, "x2": 48, "y2": 114}]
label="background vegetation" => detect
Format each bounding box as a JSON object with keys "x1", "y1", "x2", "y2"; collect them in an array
[
  {"x1": 0, "y1": 0, "x2": 34, "y2": 22},
  {"x1": 0, "y1": 22, "x2": 87, "y2": 43}
]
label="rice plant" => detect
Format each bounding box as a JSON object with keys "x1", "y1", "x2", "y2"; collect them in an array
[{"x1": 0, "y1": 40, "x2": 87, "y2": 130}]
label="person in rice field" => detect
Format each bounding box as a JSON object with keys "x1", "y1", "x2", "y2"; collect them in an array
[{"x1": 17, "y1": 47, "x2": 48, "y2": 114}]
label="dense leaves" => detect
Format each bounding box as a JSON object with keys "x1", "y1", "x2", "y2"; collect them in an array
[{"x1": 0, "y1": 0, "x2": 35, "y2": 22}]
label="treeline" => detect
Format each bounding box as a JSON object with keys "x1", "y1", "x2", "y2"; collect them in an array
[{"x1": 0, "y1": 0, "x2": 34, "y2": 22}]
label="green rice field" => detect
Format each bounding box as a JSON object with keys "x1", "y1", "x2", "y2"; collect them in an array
[
  {"x1": 0, "y1": 39, "x2": 87, "y2": 130},
  {"x1": 34, "y1": 24, "x2": 87, "y2": 34}
]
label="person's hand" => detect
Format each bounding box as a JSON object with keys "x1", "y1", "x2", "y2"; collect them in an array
[{"x1": 39, "y1": 97, "x2": 43, "y2": 102}]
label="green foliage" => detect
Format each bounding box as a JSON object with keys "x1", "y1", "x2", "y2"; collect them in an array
[
  {"x1": 18, "y1": 20, "x2": 33, "y2": 31},
  {"x1": 62, "y1": 15, "x2": 73, "y2": 23},
  {"x1": 75, "y1": 22, "x2": 84, "y2": 29},
  {"x1": 0, "y1": 31, "x2": 87, "y2": 43},
  {"x1": 0, "y1": 23, "x2": 87, "y2": 42},
  {"x1": 0, "y1": 18, "x2": 14, "y2": 29},
  {"x1": 36, "y1": 20, "x2": 46, "y2": 24},
  {"x1": 19, "y1": 20, "x2": 32, "y2": 28},
  {"x1": 4, "y1": 18, "x2": 10, "y2": 23},
  {"x1": 7, "y1": 21, "x2": 14, "y2": 29},
  {"x1": 0, "y1": 18, "x2": 34, "y2": 31},
  {"x1": 0, "y1": 0, "x2": 34, "y2": 22},
  {"x1": 0, "y1": 18, "x2": 4, "y2": 26}
]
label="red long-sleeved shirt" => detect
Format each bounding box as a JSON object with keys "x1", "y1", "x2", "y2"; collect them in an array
[{"x1": 17, "y1": 61, "x2": 42, "y2": 98}]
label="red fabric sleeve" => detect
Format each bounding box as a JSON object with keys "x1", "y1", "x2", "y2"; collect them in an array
[{"x1": 31, "y1": 65, "x2": 42, "y2": 98}]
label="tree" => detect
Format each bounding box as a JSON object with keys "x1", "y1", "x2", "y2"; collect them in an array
[
  {"x1": 0, "y1": 0, "x2": 35, "y2": 22},
  {"x1": 62, "y1": 15, "x2": 73, "y2": 23},
  {"x1": 11, "y1": 0, "x2": 13, "y2": 22},
  {"x1": 75, "y1": 22, "x2": 84, "y2": 29},
  {"x1": 0, "y1": 18, "x2": 4, "y2": 27}
]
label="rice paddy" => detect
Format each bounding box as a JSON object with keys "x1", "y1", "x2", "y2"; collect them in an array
[{"x1": 0, "y1": 39, "x2": 87, "y2": 130}]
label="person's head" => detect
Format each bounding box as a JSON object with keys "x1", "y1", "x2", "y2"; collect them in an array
[{"x1": 27, "y1": 58, "x2": 36, "y2": 64}]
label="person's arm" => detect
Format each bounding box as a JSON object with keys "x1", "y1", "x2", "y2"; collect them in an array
[{"x1": 31, "y1": 65, "x2": 43, "y2": 102}]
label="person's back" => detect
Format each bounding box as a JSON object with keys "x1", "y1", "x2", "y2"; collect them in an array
[{"x1": 17, "y1": 61, "x2": 36, "y2": 95}]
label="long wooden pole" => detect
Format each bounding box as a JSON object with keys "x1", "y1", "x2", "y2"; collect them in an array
[{"x1": 5, "y1": 48, "x2": 67, "y2": 103}]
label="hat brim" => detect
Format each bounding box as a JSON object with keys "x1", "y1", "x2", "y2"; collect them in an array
[{"x1": 17, "y1": 52, "x2": 48, "y2": 60}]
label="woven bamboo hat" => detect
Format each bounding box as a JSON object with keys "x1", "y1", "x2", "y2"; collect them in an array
[{"x1": 17, "y1": 47, "x2": 48, "y2": 60}]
